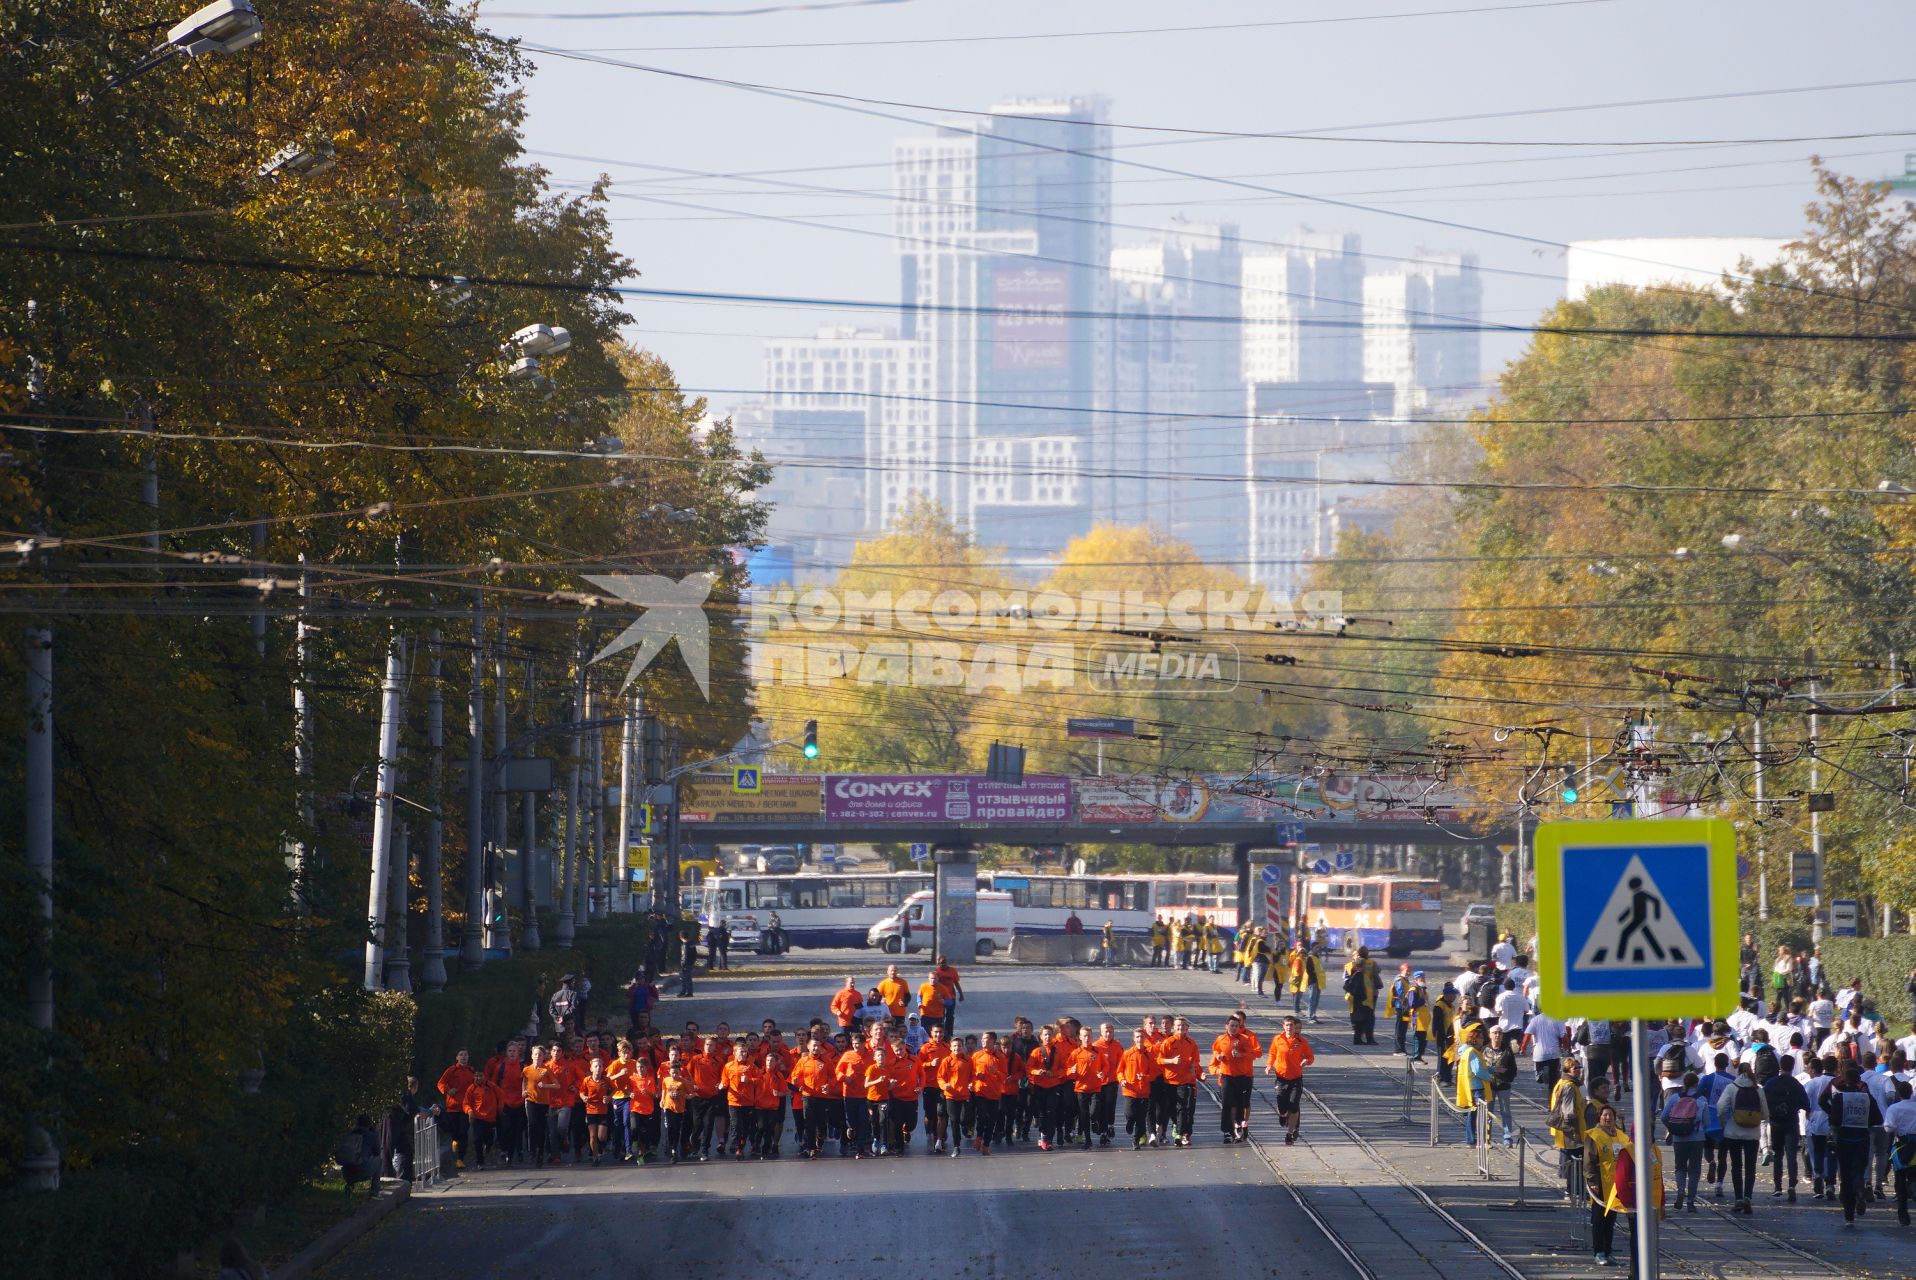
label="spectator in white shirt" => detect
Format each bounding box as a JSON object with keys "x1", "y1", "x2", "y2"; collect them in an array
[
  {"x1": 1834, "y1": 979, "x2": 1863, "y2": 1015},
  {"x1": 1491, "y1": 935, "x2": 1517, "y2": 971},
  {"x1": 1494, "y1": 981, "x2": 1529, "y2": 1035},
  {"x1": 1523, "y1": 1010, "x2": 1565, "y2": 1089},
  {"x1": 1882, "y1": 1080, "x2": 1915, "y2": 1225},
  {"x1": 1808, "y1": 993, "x2": 1836, "y2": 1037}
]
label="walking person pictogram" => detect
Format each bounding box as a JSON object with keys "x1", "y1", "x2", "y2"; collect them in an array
[{"x1": 1575, "y1": 854, "x2": 1700, "y2": 971}]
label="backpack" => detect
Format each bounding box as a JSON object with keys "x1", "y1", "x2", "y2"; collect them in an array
[
  {"x1": 1664, "y1": 1093, "x2": 1700, "y2": 1137},
  {"x1": 1731, "y1": 1085, "x2": 1763, "y2": 1129},
  {"x1": 1611, "y1": 1145, "x2": 1638, "y2": 1211},
  {"x1": 1752, "y1": 1043, "x2": 1778, "y2": 1081},
  {"x1": 1549, "y1": 1083, "x2": 1583, "y2": 1132}
]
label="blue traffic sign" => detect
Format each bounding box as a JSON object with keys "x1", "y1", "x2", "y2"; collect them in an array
[
  {"x1": 732, "y1": 766, "x2": 761, "y2": 793},
  {"x1": 909, "y1": 841, "x2": 930, "y2": 862},
  {"x1": 1334, "y1": 851, "x2": 1356, "y2": 872},
  {"x1": 1536, "y1": 818, "x2": 1737, "y2": 1019},
  {"x1": 1310, "y1": 858, "x2": 1333, "y2": 875},
  {"x1": 1276, "y1": 822, "x2": 1306, "y2": 846},
  {"x1": 1260, "y1": 865, "x2": 1281, "y2": 886}
]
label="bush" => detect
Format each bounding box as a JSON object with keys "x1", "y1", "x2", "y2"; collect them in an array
[
  {"x1": 1495, "y1": 902, "x2": 1535, "y2": 949},
  {"x1": 0, "y1": 985, "x2": 412, "y2": 1280},
  {"x1": 411, "y1": 916, "x2": 652, "y2": 1079},
  {"x1": 1821, "y1": 936, "x2": 1916, "y2": 1036}
]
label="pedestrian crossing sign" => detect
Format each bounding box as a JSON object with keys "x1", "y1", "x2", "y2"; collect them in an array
[
  {"x1": 733, "y1": 766, "x2": 761, "y2": 793},
  {"x1": 1534, "y1": 817, "x2": 1738, "y2": 1020}
]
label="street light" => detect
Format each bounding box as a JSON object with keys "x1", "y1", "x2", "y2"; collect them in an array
[
  {"x1": 502, "y1": 324, "x2": 571, "y2": 358},
  {"x1": 260, "y1": 139, "x2": 337, "y2": 181},
  {"x1": 104, "y1": 0, "x2": 262, "y2": 89}
]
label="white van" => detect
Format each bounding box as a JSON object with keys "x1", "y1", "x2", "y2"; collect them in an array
[{"x1": 868, "y1": 888, "x2": 1012, "y2": 958}]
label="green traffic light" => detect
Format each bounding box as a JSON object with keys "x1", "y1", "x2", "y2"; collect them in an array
[
  {"x1": 1562, "y1": 785, "x2": 1578, "y2": 803},
  {"x1": 802, "y1": 718, "x2": 818, "y2": 758},
  {"x1": 803, "y1": 743, "x2": 818, "y2": 758}
]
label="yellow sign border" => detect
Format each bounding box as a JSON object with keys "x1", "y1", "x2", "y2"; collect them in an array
[
  {"x1": 733, "y1": 766, "x2": 761, "y2": 793},
  {"x1": 1534, "y1": 817, "x2": 1739, "y2": 1021}
]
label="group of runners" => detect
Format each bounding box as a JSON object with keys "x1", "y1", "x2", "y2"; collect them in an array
[{"x1": 428, "y1": 954, "x2": 1319, "y2": 1169}]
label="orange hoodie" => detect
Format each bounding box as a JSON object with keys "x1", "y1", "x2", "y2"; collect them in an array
[
  {"x1": 720, "y1": 1060, "x2": 763, "y2": 1108},
  {"x1": 791, "y1": 1056, "x2": 836, "y2": 1100},
  {"x1": 1027, "y1": 1040, "x2": 1069, "y2": 1089},
  {"x1": 437, "y1": 1063, "x2": 476, "y2": 1112},
  {"x1": 888, "y1": 1056, "x2": 922, "y2": 1101},
  {"x1": 830, "y1": 987, "x2": 863, "y2": 1027}
]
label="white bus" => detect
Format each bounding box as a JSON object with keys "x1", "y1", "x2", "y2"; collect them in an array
[
  {"x1": 698, "y1": 872, "x2": 932, "y2": 952},
  {"x1": 975, "y1": 872, "x2": 1239, "y2": 938}
]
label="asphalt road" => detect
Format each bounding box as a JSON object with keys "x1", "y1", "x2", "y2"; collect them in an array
[{"x1": 321, "y1": 951, "x2": 1455, "y2": 1280}]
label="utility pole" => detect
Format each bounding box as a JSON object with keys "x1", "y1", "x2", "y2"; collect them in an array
[
  {"x1": 491, "y1": 621, "x2": 508, "y2": 878},
  {"x1": 660, "y1": 723, "x2": 682, "y2": 913},
  {"x1": 577, "y1": 680, "x2": 594, "y2": 927},
  {"x1": 556, "y1": 670, "x2": 583, "y2": 949},
  {"x1": 615, "y1": 698, "x2": 636, "y2": 917},
  {"x1": 363, "y1": 637, "x2": 405, "y2": 991},
  {"x1": 1808, "y1": 682, "x2": 1823, "y2": 943},
  {"x1": 290, "y1": 554, "x2": 314, "y2": 912},
  {"x1": 519, "y1": 658, "x2": 542, "y2": 952},
  {"x1": 23, "y1": 628, "x2": 59, "y2": 1190},
  {"x1": 139, "y1": 401, "x2": 159, "y2": 555},
  {"x1": 1754, "y1": 712, "x2": 1768, "y2": 920},
  {"x1": 460, "y1": 603, "x2": 487, "y2": 966},
  {"x1": 588, "y1": 700, "x2": 605, "y2": 921},
  {"x1": 386, "y1": 819, "x2": 412, "y2": 993},
  {"x1": 418, "y1": 632, "x2": 448, "y2": 991},
  {"x1": 250, "y1": 519, "x2": 267, "y2": 657}
]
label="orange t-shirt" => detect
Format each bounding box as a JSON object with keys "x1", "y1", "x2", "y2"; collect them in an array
[
  {"x1": 970, "y1": 1049, "x2": 1008, "y2": 1101},
  {"x1": 756, "y1": 1062, "x2": 788, "y2": 1110},
  {"x1": 835, "y1": 1048, "x2": 871, "y2": 1098},
  {"x1": 1209, "y1": 1029, "x2": 1260, "y2": 1078},
  {"x1": 1154, "y1": 1035, "x2": 1201, "y2": 1086},
  {"x1": 878, "y1": 978, "x2": 911, "y2": 1017},
  {"x1": 686, "y1": 1053, "x2": 722, "y2": 1099},
  {"x1": 629, "y1": 1073, "x2": 661, "y2": 1115},
  {"x1": 831, "y1": 988, "x2": 863, "y2": 1027},
  {"x1": 720, "y1": 1061, "x2": 763, "y2": 1108},
  {"x1": 605, "y1": 1055, "x2": 637, "y2": 1100},
  {"x1": 937, "y1": 1051, "x2": 974, "y2": 1101},
  {"x1": 578, "y1": 1077, "x2": 612, "y2": 1116},
  {"x1": 862, "y1": 1058, "x2": 896, "y2": 1103},
  {"x1": 1117, "y1": 1046, "x2": 1161, "y2": 1098},
  {"x1": 889, "y1": 1056, "x2": 922, "y2": 1101},
  {"x1": 1267, "y1": 1032, "x2": 1314, "y2": 1080},
  {"x1": 659, "y1": 1074, "x2": 688, "y2": 1114},
  {"x1": 919, "y1": 981, "x2": 947, "y2": 1020},
  {"x1": 520, "y1": 1064, "x2": 560, "y2": 1107}
]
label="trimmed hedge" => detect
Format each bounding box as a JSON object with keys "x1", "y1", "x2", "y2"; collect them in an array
[
  {"x1": 412, "y1": 916, "x2": 653, "y2": 1078},
  {"x1": 0, "y1": 986, "x2": 412, "y2": 1280}
]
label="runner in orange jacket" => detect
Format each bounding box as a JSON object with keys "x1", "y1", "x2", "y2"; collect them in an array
[
  {"x1": 970, "y1": 1032, "x2": 1009, "y2": 1155},
  {"x1": 936, "y1": 1043, "x2": 975, "y2": 1157},
  {"x1": 1209, "y1": 1011, "x2": 1261, "y2": 1144},
  {"x1": 1155, "y1": 1017, "x2": 1203, "y2": 1146},
  {"x1": 1067, "y1": 1026, "x2": 1112, "y2": 1149},
  {"x1": 1266, "y1": 1013, "x2": 1316, "y2": 1145},
  {"x1": 1117, "y1": 1028, "x2": 1163, "y2": 1148}
]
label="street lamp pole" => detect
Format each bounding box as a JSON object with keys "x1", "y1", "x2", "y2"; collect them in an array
[
  {"x1": 362, "y1": 637, "x2": 405, "y2": 990},
  {"x1": 460, "y1": 603, "x2": 487, "y2": 966},
  {"x1": 22, "y1": 628, "x2": 59, "y2": 1190},
  {"x1": 418, "y1": 634, "x2": 448, "y2": 992}
]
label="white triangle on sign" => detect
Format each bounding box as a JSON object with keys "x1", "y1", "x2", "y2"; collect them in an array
[{"x1": 1572, "y1": 854, "x2": 1703, "y2": 970}]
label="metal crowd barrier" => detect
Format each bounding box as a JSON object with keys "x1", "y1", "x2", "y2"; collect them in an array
[{"x1": 413, "y1": 1113, "x2": 442, "y2": 1186}]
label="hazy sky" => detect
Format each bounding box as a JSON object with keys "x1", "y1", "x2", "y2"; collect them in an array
[{"x1": 476, "y1": 0, "x2": 1916, "y2": 417}]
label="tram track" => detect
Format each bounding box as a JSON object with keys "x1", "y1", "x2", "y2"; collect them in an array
[
  {"x1": 1079, "y1": 972, "x2": 1530, "y2": 1280},
  {"x1": 1089, "y1": 967, "x2": 1842, "y2": 1280}
]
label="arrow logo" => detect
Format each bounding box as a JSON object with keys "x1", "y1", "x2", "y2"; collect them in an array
[{"x1": 584, "y1": 572, "x2": 716, "y2": 698}]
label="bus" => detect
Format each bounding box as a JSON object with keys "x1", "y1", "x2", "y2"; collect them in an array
[
  {"x1": 979, "y1": 872, "x2": 1240, "y2": 938},
  {"x1": 1299, "y1": 875, "x2": 1444, "y2": 957},
  {"x1": 697, "y1": 872, "x2": 933, "y2": 952}
]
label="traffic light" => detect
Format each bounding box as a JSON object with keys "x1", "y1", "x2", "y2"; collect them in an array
[
  {"x1": 802, "y1": 719, "x2": 818, "y2": 759},
  {"x1": 1559, "y1": 765, "x2": 1579, "y2": 804}
]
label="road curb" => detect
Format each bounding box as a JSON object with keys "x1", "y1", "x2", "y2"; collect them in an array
[{"x1": 272, "y1": 1180, "x2": 410, "y2": 1280}]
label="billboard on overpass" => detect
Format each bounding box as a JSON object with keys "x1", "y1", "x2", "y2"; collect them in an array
[
  {"x1": 1075, "y1": 774, "x2": 1467, "y2": 825},
  {"x1": 679, "y1": 773, "x2": 822, "y2": 823},
  {"x1": 825, "y1": 775, "x2": 1072, "y2": 823}
]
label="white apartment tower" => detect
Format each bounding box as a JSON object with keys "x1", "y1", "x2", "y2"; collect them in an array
[{"x1": 1362, "y1": 251, "x2": 1483, "y2": 412}]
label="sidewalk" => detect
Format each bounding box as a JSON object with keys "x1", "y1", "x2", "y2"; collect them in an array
[{"x1": 1082, "y1": 966, "x2": 1899, "y2": 1280}]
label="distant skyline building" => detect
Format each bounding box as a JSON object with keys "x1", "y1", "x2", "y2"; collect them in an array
[
  {"x1": 740, "y1": 95, "x2": 1485, "y2": 582},
  {"x1": 1361, "y1": 251, "x2": 1483, "y2": 413}
]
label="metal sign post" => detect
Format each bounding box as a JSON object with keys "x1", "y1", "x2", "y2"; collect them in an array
[{"x1": 1535, "y1": 817, "x2": 1739, "y2": 1280}]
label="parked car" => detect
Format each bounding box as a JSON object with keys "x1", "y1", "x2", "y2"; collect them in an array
[
  {"x1": 756, "y1": 846, "x2": 800, "y2": 874},
  {"x1": 1459, "y1": 902, "x2": 1497, "y2": 935}
]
